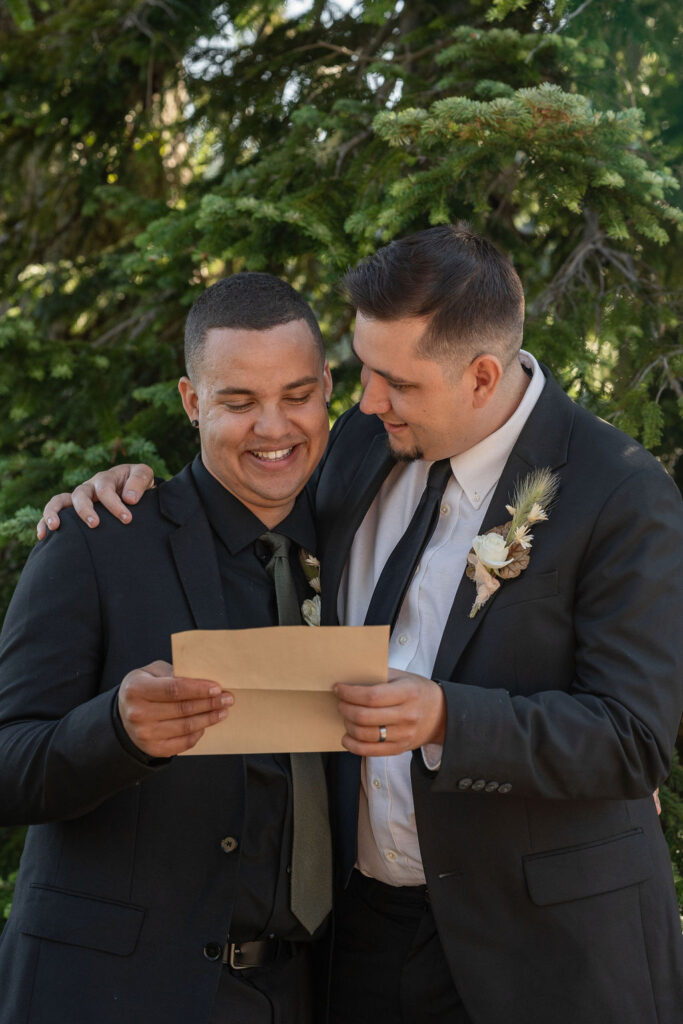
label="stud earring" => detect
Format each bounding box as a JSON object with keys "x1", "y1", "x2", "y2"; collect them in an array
[{"x1": 191, "y1": 419, "x2": 199, "y2": 428}]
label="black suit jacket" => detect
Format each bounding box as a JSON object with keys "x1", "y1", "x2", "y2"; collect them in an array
[
  {"x1": 0, "y1": 466, "x2": 269, "y2": 1024},
  {"x1": 315, "y1": 368, "x2": 683, "y2": 1024}
]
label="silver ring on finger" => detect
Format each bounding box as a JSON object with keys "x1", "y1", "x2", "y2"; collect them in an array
[{"x1": 378, "y1": 725, "x2": 387, "y2": 743}]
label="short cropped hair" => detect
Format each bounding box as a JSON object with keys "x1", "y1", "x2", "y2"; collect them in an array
[
  {"x1": 184, "y1": 272, "x2": 325, "y2": 379},
  {"x1": 343, "y1": 223, "x2": 525, "y2": 366}
]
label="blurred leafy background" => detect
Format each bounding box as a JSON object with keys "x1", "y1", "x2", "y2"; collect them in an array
[{"x1": 1, "y1": 0, "x2": 681, "y2": 926}]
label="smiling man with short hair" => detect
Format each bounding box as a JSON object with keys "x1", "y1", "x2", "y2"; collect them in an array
[
  {"x1": 0, "y1": 272, "x2": 333, "y2": 1024},
  {"x1": 319, "y1": 225, "x2": 683, "y2": 1024}
]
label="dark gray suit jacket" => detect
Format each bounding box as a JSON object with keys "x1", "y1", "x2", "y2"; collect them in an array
[
  {"x1": 315, "y1": 368, "x2": 683, "y2": 1024},
  {"x1": 0, "y1": 467, "x2": 259, "y2": 1024}
]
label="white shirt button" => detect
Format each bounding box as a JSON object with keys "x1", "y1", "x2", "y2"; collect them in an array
[
  {"x1": 372, "y1": 778, "x2": 382, "y2": 789},
  {"x1": 397, "y1": 634, "x2": 409, "y2": 646},
  {"x1": 440, "y1": 504, "x2": 450, "y2": 515},
  {"x1": 385, "y1": 850, "x2": 398, "y2": 862},
  {"x1": 473, "y1": 490, "x2": 480, "y2": 502}
]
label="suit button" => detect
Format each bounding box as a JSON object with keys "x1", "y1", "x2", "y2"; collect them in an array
[
  {"x1": 220, "y1": 836, "x2": 238, "y2": 853},
  {"x1": 457, "y1": 778, "x2": 473, "y2": 790},
  {"x1": 498, "y1": 783, "x2": 512, "y2": 794},
  {"x1": 485, "y1": 781, "x2": 499, "y2": 793},
  {"x1": 471, "y1": 779, "x2": 486, "y2": 792},
  {"x1": 203, "y1": 942, "x2": 223, "y2": 961}
]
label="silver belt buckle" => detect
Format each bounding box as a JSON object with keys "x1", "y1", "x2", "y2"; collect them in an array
[{"x1": 228, "y1": 942, "x2": 247, "y2": 970}]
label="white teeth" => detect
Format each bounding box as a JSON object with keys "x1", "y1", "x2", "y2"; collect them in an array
[{"x1": 252, "y1": 447, "x2": 293, "y2": 461}]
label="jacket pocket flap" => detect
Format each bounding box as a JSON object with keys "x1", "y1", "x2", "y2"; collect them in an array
[
  {"x1": 523, "y1": 828, "x2": 652, "y2": 906},
  {"x1": 21, "y1": 884, "x2": 145, "y2": 956},
  {"x1": 491, "y1": 570, "x2": 559, "y2": 611}
]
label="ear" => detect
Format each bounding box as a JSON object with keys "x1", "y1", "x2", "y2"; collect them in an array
[
  {"x1": 178, "y1": 377, "x2": 199, "y2": 423},
  {"x1": 322, "y1": 361, "x2": 333, "y2": 403},
  {"x1": 469, "y1": 355, "x2": 503, "y2": 409}
]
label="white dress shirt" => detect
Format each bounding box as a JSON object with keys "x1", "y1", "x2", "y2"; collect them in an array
[{"x1": 337, "y1": 352, "x2": 545, "y2": 886}]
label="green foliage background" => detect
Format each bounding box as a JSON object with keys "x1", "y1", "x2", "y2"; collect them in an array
[{"x1": 1, "y1": 0, "x2": 682, "y2": 925}]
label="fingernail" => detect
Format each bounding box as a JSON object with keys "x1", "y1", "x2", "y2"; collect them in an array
[
  {"x1": 209, "y1": 685, "x2": 221, "y2": 696},
  {"x1": 47, "y1": 517, "x2": 53, "y2": 527},
  {"x1": 220, "y1": 693, "x2": 232, "y2": 705},
  {"x1": 218, "y1": 710, "x2": 228, "y2": 720},
  {"x1": 123, "y1": 490, "x2": 137, "y2": 501},
  {"x1": 87, "y1": 516, "x2": 96, "y2": 526},
  {"x1": 120, "y1": 512, "x2": 131, "y2": 523}
]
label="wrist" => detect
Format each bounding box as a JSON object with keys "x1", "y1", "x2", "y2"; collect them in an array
[{"x1": 427, "y1": 680, "x2": 447, "y2": 745}]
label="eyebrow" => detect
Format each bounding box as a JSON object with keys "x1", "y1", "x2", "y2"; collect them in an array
[
  {"x1": 214, "y1": 376, "x2": 321, "y2": 397},
  {"x1": 350, "y1": 341, "x2": 415, "y2": 386}
]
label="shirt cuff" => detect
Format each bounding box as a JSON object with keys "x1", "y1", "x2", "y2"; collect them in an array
[{"x1": 421, "y1": 744, "x2": 443, "y2": 771}]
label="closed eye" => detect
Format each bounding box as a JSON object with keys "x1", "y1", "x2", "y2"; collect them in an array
[
  {"x1": 286, "y1": 391, "x2": 313, "y2": 404},
  {"x1": 223, "y1": 401, "x2": 254, "y2": 412}
]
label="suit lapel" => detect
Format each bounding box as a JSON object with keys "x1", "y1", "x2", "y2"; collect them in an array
[
  {"x1": 432, "y1": 369, "x2": 575, "y2": 680},
  {"x1": 159, "y1": 467, "x2": 229, "y2": 630},
  {"x1": 432, "y1": 449, "x2": 536, "y2": 678},
  {"x1": 321, "y1": 432, "x2": 395, "y2": 625}
]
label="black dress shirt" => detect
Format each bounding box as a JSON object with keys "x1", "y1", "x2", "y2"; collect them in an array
[{"x1": 191, "y1": 456, "x2": 317, "y2": 942}]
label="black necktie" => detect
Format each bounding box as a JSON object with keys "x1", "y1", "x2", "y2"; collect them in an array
[
  {"x1": 259, "y1": 531, "x2": 333, "y2": 935},
  {"x1": 364, "y1": 459, "x2": 452, "y2": 632}
]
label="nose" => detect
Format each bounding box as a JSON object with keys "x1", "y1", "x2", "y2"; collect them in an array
[
  {"x1": 359, "y1": 369, "x2": 391, "y2": 417},
  {"x1": 252, "y1": 402, "x2": 291, "y2": 439}
]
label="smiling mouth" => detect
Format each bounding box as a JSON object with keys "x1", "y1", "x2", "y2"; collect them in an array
[{"x1": 250, "y1": 446, "x2": 296, "y2": 462}]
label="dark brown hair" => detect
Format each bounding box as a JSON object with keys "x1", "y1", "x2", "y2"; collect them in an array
[
  {"x1": 343, "y1": 223, "x2": 524, "y2": 366},
  {"x1": 184, "y1": 272, "x2": 324, "y2": 379}
]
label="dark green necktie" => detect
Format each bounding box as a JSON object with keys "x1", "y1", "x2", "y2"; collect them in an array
[{"x1": 260, "y1": 531, "x2": 333, "y2": 935}]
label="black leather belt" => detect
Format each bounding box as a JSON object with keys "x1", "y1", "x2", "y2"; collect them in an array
[
  {"x1": 351, "y1": 868, "x2": 429, "y2": 910},
  {"x1": 222, "y1": 938, "x2": 299, "y2": 970}
]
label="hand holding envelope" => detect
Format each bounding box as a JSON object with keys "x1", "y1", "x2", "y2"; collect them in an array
[
  {"x1": 334, "y1": 667, "x2": 448, "y2": 756},
  {"x1": 118, "y1": 660, "x2": 234, "y2": 758},
  {"x1": 172, "y1": 625, "x2": 389, "y2": 754}
]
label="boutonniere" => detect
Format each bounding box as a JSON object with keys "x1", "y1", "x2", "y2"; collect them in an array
[
  {"x1": 299, "y1": 549, "x2": 321, "y2": 626},
  {"x1": 466, "y1": 468, "x2": 559, "y2": 618}
]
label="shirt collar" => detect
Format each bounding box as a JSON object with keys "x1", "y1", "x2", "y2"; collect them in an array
[
  {"x1": 449, "y1": 351, "x2": 546, "y2": 510},
  {"x1": 190, "y1": 455, "x2": 317, "y2": 555}
]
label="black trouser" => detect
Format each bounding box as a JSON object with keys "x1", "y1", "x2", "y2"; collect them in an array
[
  {"x1": 208, "y1": 941, "x2": 314, "y2": 1024},
  {"x1": 329, "y1": 870, "x2": 472, "y2": 1024}
]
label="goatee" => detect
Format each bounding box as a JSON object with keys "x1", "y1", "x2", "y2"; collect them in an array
[{"x1": 383, "y1": 434, "x2": 424, "y2": 462}]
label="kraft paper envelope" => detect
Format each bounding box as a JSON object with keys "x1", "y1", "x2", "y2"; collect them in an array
[{"x1": 172, "y1": 625, "x2": 389, "y2": 755}]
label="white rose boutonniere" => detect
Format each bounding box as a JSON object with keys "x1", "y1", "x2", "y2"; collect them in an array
[
  {"x1": 302, "y1": 595, "x2": 321, "y2": 627},
  {"x1": 299, "y1": 549, "x2": 321, "y2": 626},
  {"x1": 471, "y1": 532, "x2": 513, "y2": 570},
  {"x1": 466, "y1": 468, "x2": 559, "y2": 618}
]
